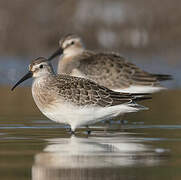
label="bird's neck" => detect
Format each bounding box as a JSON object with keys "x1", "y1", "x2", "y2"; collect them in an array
[
  {"x1": 63, "y1": 46, "x2": 84, "y2": 58},
  {"x1": 32, "y1": 74, "x2": 52, "y2": 89},
  {"x1": 57, "y1": 48, "x2": 85, "y2": 74},
  {"x1": 32, "y1": 74, "x2": 55, "y2": 110}
]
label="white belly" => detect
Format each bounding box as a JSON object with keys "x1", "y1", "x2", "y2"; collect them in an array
[{"x1": 41, "y1": 102, "x2": 143, "y2": 131}]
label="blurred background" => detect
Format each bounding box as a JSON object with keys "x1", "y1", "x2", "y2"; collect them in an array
[
  {"x1": 0, "y1": 0, "x2": 180, "y2": 117},
  {"x1": 0, "y1": 1, "x2": 181, "y2": 180}
]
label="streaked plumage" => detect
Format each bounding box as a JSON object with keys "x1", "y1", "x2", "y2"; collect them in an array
[
  {"x1": 12, "y1": 57, "x2": 151, "y2": 132},
  {"x1": 48, "y1": 34, "x2": 172, "y2": 93}
]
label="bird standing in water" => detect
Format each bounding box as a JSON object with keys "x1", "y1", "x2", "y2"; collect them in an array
[
  {"x1": 48, "y1": 34, "x2": 172, "y2": 93},
  {"x1": 12, "y1": 57, "x2": 151, "y2": 133}
]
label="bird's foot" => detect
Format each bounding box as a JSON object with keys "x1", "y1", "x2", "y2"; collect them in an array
[
  {"x1": 66, "y1": 127, "x2": 75, "y2": 134},
  {"x1": 86, "y1": 125, "x2": 91, "y2": 135},
  {"x1": 87, "y1": 129, "x2": 91, "y2": 135},
  {"x1": 66, "y1": 127, "x2": 71, "y2": 132},
  {"x1": 121, "y1": 119, "x2": 128, "y2": 125},
  {"x1": 70, "y1": 130, "x2": 75, "y2": 135}
]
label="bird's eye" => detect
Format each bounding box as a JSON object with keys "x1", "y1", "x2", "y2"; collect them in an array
[
  {"x1": 71, "y1": 41, "x2": 74, "y2": 45},
  {"x1": 39, "y1": 64, "x2": 43, "y2": 69}
]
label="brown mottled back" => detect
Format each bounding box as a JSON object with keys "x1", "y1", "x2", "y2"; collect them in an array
[
  {"x1": 71, "y1": 51, "x2": 161, "y2": 89},
  {"x1": 35, "y1": 74, "x2": 149, "y2": 107}
]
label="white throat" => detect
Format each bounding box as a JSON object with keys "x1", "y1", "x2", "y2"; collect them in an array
[{"x1": 63, "y1": 47, "x2": 84, "y2": 58}]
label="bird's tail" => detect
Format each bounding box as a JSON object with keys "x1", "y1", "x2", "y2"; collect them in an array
[
  {"x1": 129, "y1": 93, "x2": 151, "y2": 110},
  {"x1": 131, "y1": 93, "x2": 152, "y2": 102},
  {"x1": 151, "y1": 74, "x2": 173, "y2": 81},
  {"x1": 128, "y1": 102, "x2": 149, "y2": 111}
]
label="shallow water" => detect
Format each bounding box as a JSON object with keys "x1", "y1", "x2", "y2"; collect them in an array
[
  {"x1": 1, "y1": 0, "x2": 181, "y2": 178},
  {"x1": 0, "y1": 87, "x2": 181, "y2": 179}
]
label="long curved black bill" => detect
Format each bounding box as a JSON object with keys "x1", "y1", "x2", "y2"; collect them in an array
[
  {"x1": 11, "y1": 71, "x2": 33, "y2": 91},
  {"x1": 48, "y1": 47, "x2": 63, "y2": 61}
]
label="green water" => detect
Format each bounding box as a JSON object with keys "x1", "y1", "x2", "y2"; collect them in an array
[{"x1": 0, "y1": 87, "x2": 181, "y2": 180}]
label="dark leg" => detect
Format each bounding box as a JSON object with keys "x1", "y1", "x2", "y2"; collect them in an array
[
  {"x1": 86, "y1": 125, "x2": 91, "y2": 135},
  {"x1": 66, "y1": 126, "x2": 75, "y2": 134},
  {"x1": 71, "y1": 130, "x2": 75, "y2": 135},
  {"x1": 121, "y1": 119, "x2": 127, "y2": 125},
  {"x1": 66, "y1": 127, "x2": 71, "y2": 132}
]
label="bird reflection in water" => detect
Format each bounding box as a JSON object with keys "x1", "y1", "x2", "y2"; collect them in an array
[{"x1": 32, "y1": 133, "x2": 168, "y2": 180}]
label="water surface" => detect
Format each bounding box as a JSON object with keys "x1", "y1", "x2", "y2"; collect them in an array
[{"x1": 0, "y1": 88, "x2": 181, "y2": 180}]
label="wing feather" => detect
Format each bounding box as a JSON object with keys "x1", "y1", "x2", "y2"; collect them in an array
[
  {"x1": 76, "y1": 52, "x2": 165, "y2": 88},
  {"x1": 49, "y1": 74, "x2": 151, "y2": 107}
]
